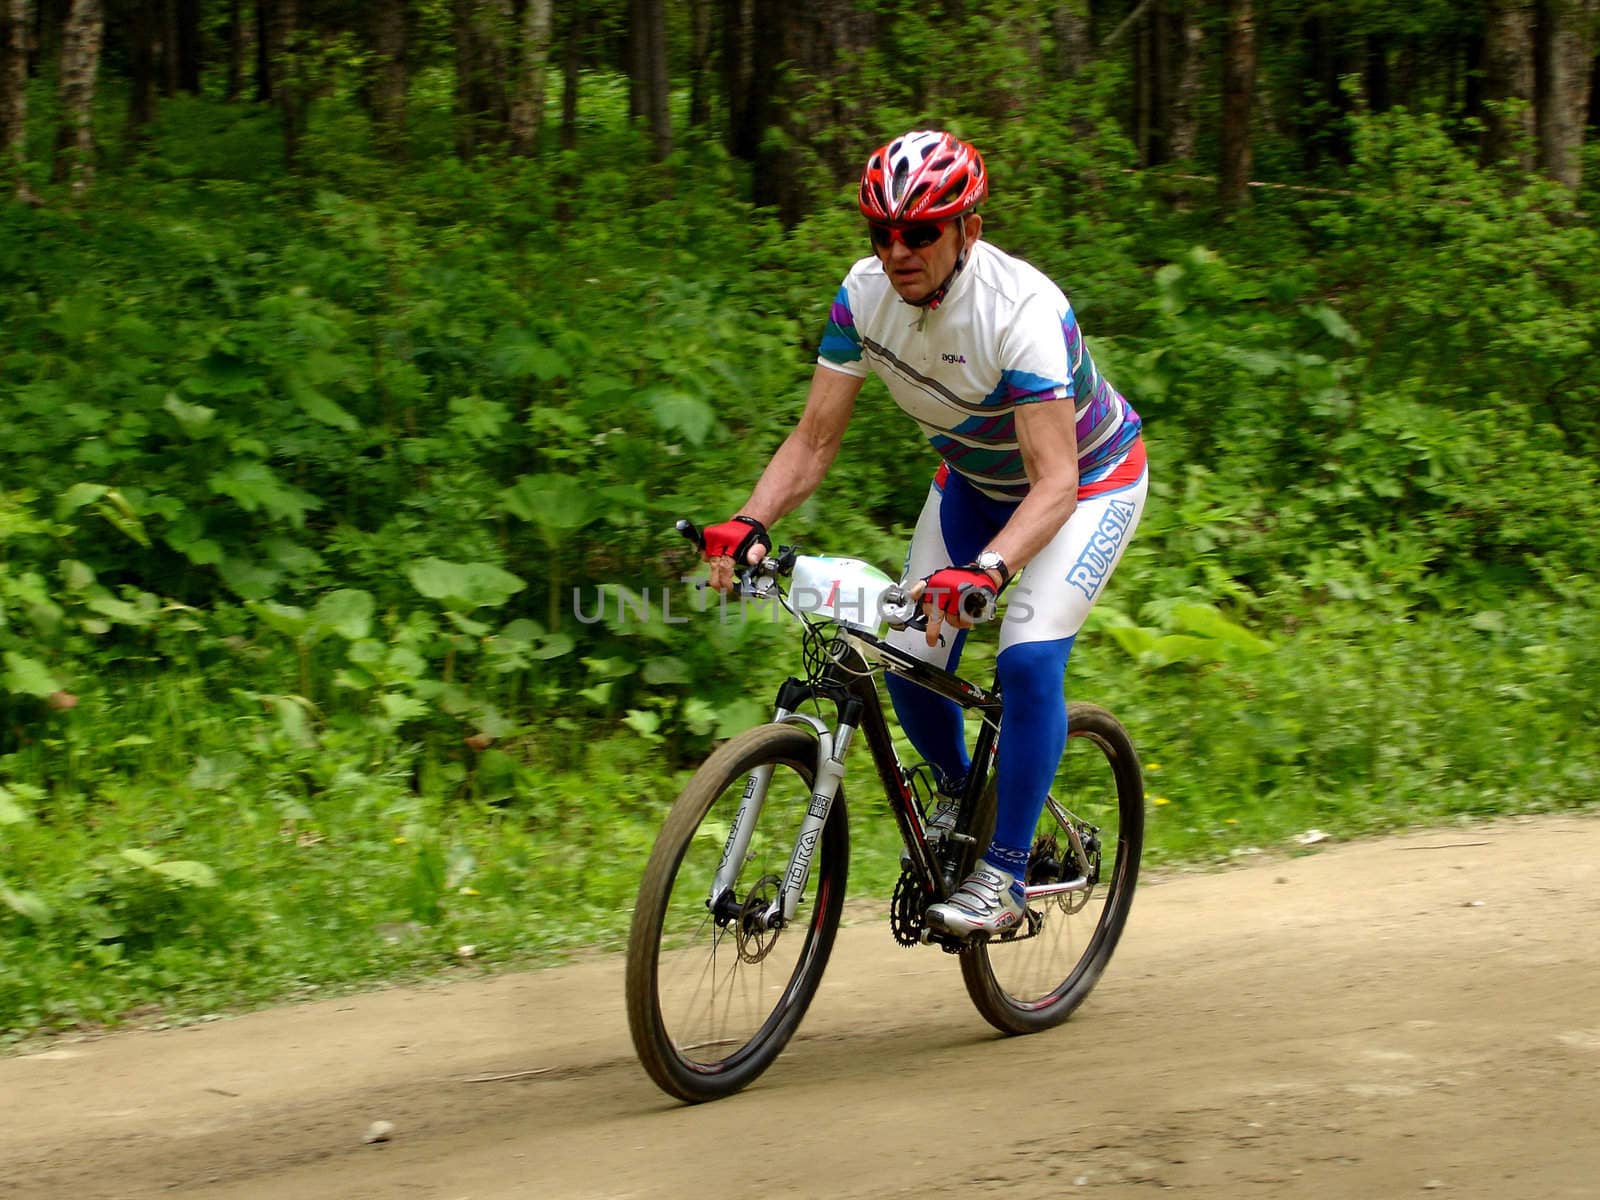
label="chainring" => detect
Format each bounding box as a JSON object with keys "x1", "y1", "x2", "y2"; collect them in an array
[{"x1": 890, "y1": 870, "x2": 928, "y2": 947}]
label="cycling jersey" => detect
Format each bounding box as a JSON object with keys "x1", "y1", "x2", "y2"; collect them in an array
[{"x1": 818, "y1": 240, "x2": 1141, "y2": 500}]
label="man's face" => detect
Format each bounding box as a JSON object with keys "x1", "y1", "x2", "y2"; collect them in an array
[{"x1": 871, "y1": 213, "x2": 981, "y2": 304}]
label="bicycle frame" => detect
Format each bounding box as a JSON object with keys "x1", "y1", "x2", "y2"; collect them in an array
[{"x1": 708, "y1": 624, "x2": 1005, "y2": 932}]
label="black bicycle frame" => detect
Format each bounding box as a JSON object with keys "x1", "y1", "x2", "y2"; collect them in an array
[{"x1": 773, "y1": 631, "x2": 1004, "y2": 901}]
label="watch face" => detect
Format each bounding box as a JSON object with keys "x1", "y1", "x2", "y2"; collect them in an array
[{"x1": 978, "y1": 552, "x2": 1002, "y2": 570}]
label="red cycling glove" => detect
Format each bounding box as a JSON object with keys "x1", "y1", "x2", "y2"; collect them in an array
[
  {"x1": 921, "y1": 566, "x2": 998, "y2": 624},
  {"x1": 701, "y1": 515, "x2": 771, "y2": 564}
]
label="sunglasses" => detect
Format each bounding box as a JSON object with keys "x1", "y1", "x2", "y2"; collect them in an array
[{"x1": 867, "y1": 220, "x2": 948, "y2": 251}]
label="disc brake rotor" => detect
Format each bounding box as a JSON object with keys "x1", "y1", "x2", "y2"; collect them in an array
[{"x1": 736, "y1": 873, "x2": 783, "y2": 964}]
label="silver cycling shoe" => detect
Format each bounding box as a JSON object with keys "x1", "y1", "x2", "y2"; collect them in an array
[{"x1": 924, "y1": 864, "x2": 1026, "y2": 940}]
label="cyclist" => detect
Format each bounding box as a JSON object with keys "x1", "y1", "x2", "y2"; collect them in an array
[{"x1": 702, "y1": 130, "x2": 1147, "y2": 940}]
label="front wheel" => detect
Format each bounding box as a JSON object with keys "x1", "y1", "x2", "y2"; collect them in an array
[
  {"x1": 626, "y1": 724, "x2": 849, "y2": 1102},
  {"x1": 959, "y1": 701, "x2": 1144, "y2": 1035}
]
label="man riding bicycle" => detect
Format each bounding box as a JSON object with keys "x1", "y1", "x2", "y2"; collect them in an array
[{"x1": 702, "y1": 130, "x2": 1147, "y2": 941}]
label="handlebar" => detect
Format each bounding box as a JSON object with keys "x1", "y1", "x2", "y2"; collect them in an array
[{"x1": 677, "y1": 519, "x2": 994, "y2": 633}]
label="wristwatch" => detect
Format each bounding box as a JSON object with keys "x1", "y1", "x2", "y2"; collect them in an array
[{"x1": 972, "y1": 550, "x2": 1011, "y2": 589}]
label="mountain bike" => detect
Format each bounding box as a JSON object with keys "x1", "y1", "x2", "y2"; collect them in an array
[{"x1": 624, "y1": 522, "x2": 1145, "y2": 1103}]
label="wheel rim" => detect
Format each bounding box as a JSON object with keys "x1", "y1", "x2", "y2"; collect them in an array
[
  {"x1": 651, "y1": 755, "x2": 832, "y2": 1075},
  {"x1": 977, "y1": 726, "x2": 1135, "y2": 1009}
]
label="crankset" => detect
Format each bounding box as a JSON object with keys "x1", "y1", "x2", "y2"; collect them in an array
[{"x1": 890, "y1": 869, "x2": 927, "y2": 947}]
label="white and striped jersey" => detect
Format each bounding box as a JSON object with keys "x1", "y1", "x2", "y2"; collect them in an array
[{"x1": 818, "y1": 239, "x2": 1140, "y2": 500}]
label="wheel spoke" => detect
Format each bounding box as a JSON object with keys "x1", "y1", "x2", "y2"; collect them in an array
[
  {"x1": 627, "y1": 726, "x2": 849, "y2": 1101},
  {"x1": 961, "y1": 703, "x2": 1144, "y2": 1033}
]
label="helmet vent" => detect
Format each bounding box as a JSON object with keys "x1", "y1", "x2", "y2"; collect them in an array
[{"x1": 931, "y1": 155, "x2": 955, "y2": 170}]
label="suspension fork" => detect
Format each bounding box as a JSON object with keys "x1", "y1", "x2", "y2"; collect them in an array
[
  {"x1": 707, "y1": 704, "x2": 794, "y2": 908},
  {"x1": 707, "y1": 695, "x2": 864, "y2": 930},
  {"x1": 769, "y1": 714, "x2": 856, "y2": 926}
]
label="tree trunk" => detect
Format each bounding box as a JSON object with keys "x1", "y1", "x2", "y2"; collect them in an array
[
  {"x1": 1590, "y1": 49, "x2": 1600, "y2": 131},
  {"x1": 625, "y1": 0, "x2": 667, "y2": 158},
  {"x1": 560, "y1": 0, "x2": 579, "y2": 154},
  {"x1": 748, "y1": 0, "x2": 783, "y2": 194},
  {"x1": 508, "y1": 0, "x2": 551, "y2": 156},
  {"x1": 1535, "y1": 0, "x2": 1599, "y2": 189},
  {"x1": 1051, "y1": 0, "x2": 1090, "y2": 81},
  {"x1": 556, "y1": 0, "x2": 580, "y2": 221},
  {"x1": 454, "y1": 0, "x2": 511, "y2": 159},
  {"x1": 1167, "y1": 1, "x2": 1203, "y2": 161},
  {"x1": 688, "y1": 0, "x2": 710, "y2": 127},
  {"x1": 175, "y1": 0, "x2": 199, "y2": 92},
  {"x1": 270, "y1": 0, "x2": 304, "y2": 170},
  {"x1": 2, "y1": 0, "x2": 34, "y2": 201},
  {"x1": 643, "y1": 0, "x2": 668, "y2": 160},
  {"x1": 1482, "y1": 0, "x2": 1536, "y2": 169},
  {"x1": 160, "y1": 0, "x2": 177, "y2": 96},
  {"x1": 1365, "y1": 33, "x2": 1391, "y2": 113},
  {"x1": 255, "y1": 0, "x2": 271, "y2": 100},
  {"x1": 626, "y1": 0, "x2": 644, "y2": 120},
  {"x1": 371, "y1": 0, "x2": 408, "y2": 158},
  {"x1": 224, "y1": 0, "x2": 244, "y2": 101},
  {"x1": 723, "y1": 0, "x2": 756, "y2": 159},
  {"x1": 1299, "y1": 12, "x2": 1355, "y2": 168},
  {"x1": 1218, "y1": 0, "x2": 1254, "y2": 209},
  {"x1": 52, "y1": 0, "x2": 101, "y2": 196},
  {"x1": 34, "y1": 0, "x2": 64, "y2": 68},
  {"x1": 126, "y1": 0, "x2": 158, "y2": 140}
]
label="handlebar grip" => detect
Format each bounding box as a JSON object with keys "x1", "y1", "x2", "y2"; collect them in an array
[
  {"x1": 959, "y1": 583, "x2": 997, "y2": 624},
  {"x1": 675, "y1": 519, "x2": 705, "y2": 551}
]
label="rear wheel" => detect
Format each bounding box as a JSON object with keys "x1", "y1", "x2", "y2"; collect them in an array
[
  {"x1": 626, "y1": 724, "x2": 848, "y2": 1102},
  {"x1": 959, "y1": 702, "x2": 1143, "y2": 1035}
]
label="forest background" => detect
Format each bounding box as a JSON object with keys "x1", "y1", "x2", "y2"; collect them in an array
[{"x1": 0, "y1": 0, "x2": 1597, "y2": 1040}]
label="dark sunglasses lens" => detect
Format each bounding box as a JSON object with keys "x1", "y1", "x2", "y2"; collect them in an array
[
  {"x1": 867, "y1": 223, "x2": 894, "y2": 248},
  {"x1": 902, "y1": 224, "x2": 944, "y2": 249}
]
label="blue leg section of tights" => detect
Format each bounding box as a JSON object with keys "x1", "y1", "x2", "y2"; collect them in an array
[
  {"x1": 984, "y1": 636, "x2": 1075, "y2": 878},
  {"x1": 885, "y1": 636, "x2": 970, "y2": 791},
  {"x1": 883, "y1": 468, "x2": 1078, "y2": 885}
]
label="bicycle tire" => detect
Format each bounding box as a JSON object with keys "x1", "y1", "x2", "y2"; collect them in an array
[
  {"x1": 626, "y1": 723, "x2": 849, "y2": 1102},
  {"x1": 958, "y1": 701, "x2": 1144, "y2": 1035}
]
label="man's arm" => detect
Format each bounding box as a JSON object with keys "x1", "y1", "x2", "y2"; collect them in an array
[
  {"x1": 915, "y1": 398, "x2": 1079, "y2": 644},
  {"x1": 983, "y1": 398, "x2": 1080, "y2": 580},
  {"x1": 706, "y1": 365, "x2": 863, "y2": 593}
]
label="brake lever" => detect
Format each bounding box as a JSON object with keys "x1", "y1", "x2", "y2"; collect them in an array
[{"x1": 881, "y1": 583, "x2": 930, "y2": 632}]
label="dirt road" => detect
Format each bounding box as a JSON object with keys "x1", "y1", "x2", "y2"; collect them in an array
[{"x1": 3, "y1": 813, "x2": 1597, "y2": 1200}]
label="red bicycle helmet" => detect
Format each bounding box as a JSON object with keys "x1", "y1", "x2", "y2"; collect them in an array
[{"x1": 858, "y1": 130, "x2": 988, "y2": 224}]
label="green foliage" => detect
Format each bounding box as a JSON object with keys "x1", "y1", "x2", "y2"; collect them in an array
[{"x1": 1, "y1": 77, "x2": 1597, "y2": 1041}]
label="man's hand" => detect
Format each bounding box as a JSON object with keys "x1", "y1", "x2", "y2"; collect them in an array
[
  {"x1": 909, "y1": 565, "x2": 998, "y2": 647},
  {"x1": 702, "y1": 516, "x2": 771, "y2": 594}
]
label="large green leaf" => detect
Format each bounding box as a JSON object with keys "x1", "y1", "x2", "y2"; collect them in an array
[
  {"x1": 491, "y1": 330, "x2": 569, "y2": 381},
  {"x1": 648, "y1": 388, "x2": 715, "y2": 446},
  {"x1": 1, "y1": 886, "x2": 51, "y2": 923},
  {"x1": 2, "y1": 652, "x2": 61, "y2": 698},
  {"x1": 500, "y1": 474, "x2": 594, "y2": 547},
  {"x1": 150, "y1": 859, "x2": 221, "y2": 888},
  {"x1": 1171, "y1": 603, "x2": 1276, "y2": 657},
  {"x1": 208, "y1": 461, "x2": 323, "y2": 527},
  {"x1": 406, "y1": 558, "x2": 527, "y2": 611},
  {"x1": 312, "y1": 589, "x2": 374, "y2": 641}
]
